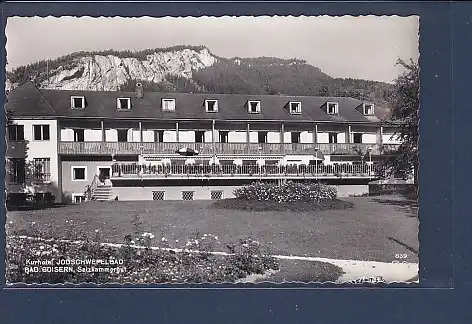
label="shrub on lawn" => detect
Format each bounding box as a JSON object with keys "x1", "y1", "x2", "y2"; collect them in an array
[{"x1": 233, "y1": 181, "x2": 337, "y2": 203}]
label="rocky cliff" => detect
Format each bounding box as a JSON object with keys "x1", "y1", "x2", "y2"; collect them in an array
[{"x1": 6, "y1": 46, "x2": 393, "y2": 109}]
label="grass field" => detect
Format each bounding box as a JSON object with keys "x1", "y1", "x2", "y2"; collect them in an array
[{"x1": 6, "y1": 195, "x2": 418, "y2": 263}]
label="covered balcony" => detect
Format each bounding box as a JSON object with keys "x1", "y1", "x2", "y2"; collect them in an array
[
  {"x1": 57, "y1": 141, "x2": 399, "y2": 156},
  {"x1": 56, "y1": 119, "x2": 400, "y2": 156}
]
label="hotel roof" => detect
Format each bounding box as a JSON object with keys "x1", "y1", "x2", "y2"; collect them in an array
[{"x1": 6, "y1": 81, "x2": 391, "y2": 123}]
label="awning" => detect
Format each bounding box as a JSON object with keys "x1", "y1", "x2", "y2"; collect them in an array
[{"x1": 176, "y1": 147, "x2": 199, "y2": 156}]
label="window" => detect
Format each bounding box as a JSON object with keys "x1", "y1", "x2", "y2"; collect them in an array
[
  {"x1": 8, "y1": 158, "x2": 25, "y2": 184},
  {"x1": 72, "y1": 166, "x2": 87, "y2": 181},
  {"x1": 154, "y1": 130, "x2": 164, "y2": 143},
  {"x1": 152, "y1": 191, "x2": 165, "y2": 201},
  {"x1": 210, "y1": 190, "x2": 223, "y2": 200},
  {"x1": 72, "y1": 194, "x2": 86, "y2": 204},
  {"x1": 182, "y1": 191, "x2": 195, "y2": 201},
  {"x1": 353, "y1": 133, "x2": 363, "y2": 144},
  {"x1": 329, "y1": 133, "x2": 338, "y2": 144},
  {"x1": 162, "y1": 99, "x2": 176, "y2": 112},
  {"x1": 258, "y1": 132, "x2": 267, "y2": 144},
  {"x1": 219, "y1": 131, "x2": 228, "y2": 143},
  {"x1": 70, "y1": 96, "x2": 85, "y2": 109},
  {"x1": 205, "y1": 100, "x2": 218, "y2": 113},
  {"x1": 117, "y1": 129, "x2": 128, "y2": 142},
  {"x1": 363, "y1": 103, "x2": 375, "y2": 115},
  {"x1": 73, "y1": 129, "x2": 85, "y2": 142},
  {"x1": 8, "y1": 125, "x2": 24, "y2": 141},
  {"x1": 33, "y1": 125, "x2": 50, "y2": 141},
  {"x1": 117, "y1": 98, "x2": 131, "y2": 110},
  {"x1": 327, "y1": 102, "x2": 339, "y2": 115},
  {"x1": 33, "y1": 158, "x2": 51, "y2": 181},
  {"x1": 195, "y1": 131, "x2": 205, "y2": 143},
  {"x1": 289, "y1": 102, "x2": 302, "y2": 114},
  {"x1": 248, "y1": 101, "x2": 261, "y2": 113},
  {"x1": 291, "y1": 132, "x2": 300, "y2": 144}
]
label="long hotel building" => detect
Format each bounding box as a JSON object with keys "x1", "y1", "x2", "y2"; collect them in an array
[{"x1": 5, "y1": 81, "x2": 401, "y2": 203}]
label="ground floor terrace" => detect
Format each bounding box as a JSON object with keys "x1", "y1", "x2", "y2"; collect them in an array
[{"x1": 60, "y1": 153, "x2": 392, "y2": 202}]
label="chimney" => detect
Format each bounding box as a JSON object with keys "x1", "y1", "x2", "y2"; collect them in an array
[{"x1": 135, "y1": 82, "x2": 144, "y2": 99}]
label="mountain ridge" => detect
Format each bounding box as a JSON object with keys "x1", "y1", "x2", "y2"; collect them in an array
[{"x1": 6, "y1": 45, "x2": 394, "y2": 109}]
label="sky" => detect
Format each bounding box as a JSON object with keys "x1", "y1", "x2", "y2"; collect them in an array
[{"x1": 5, "y1": 16, "x2": 419, "y2": 83}]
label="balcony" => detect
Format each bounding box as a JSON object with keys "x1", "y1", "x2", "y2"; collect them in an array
[
  {"x1": 109, "y1": 163, "x2": 383, "y2": 180},
  {"x1": 58, "y1": 141, "x2": 399, "y2": 156}
]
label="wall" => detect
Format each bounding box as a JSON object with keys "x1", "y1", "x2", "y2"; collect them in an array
[
  {"x1": 112, "y1": 185, "x2": 240, "y2": 201},
  {"x1": 9, "y1": 119, "x2": 60, "y2": 200},
  {"x1": 111, "y1": 184, "x2": 368, "y2": 201},
  {"x1": 61, "y1": 160, "x2": 111, "y2": 201},
  {"x1": 332, "y1": 184, "x2": 369, "y2": 197}
]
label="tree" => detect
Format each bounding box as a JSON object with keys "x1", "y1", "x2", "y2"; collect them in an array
[{"x1": 384, "y1": 58, "x2": 419, "y2": 186}]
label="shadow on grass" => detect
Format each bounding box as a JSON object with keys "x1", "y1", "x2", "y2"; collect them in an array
[
  {"x1": 387, "y1": 236, "x2": 419, "y2": 255},
  {"x1": 371, "y1": 194, "x2": 418, "y2": 218},
  {"x1": 212, "y1": 198, "x2": 354, "y2": 212},
  {"x1": 6, "y1": 203, "x2": 70, "y2": 212}
]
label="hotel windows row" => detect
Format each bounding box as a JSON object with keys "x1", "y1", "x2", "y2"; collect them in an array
[
  {"x1": 69, "y1": 95, "x2": 375, "y2": 116},
  {"x1": 7, "y1": 124, "x2": 50, "y2": 141}
]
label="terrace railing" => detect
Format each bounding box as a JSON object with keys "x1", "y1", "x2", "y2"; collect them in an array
[
  {"x1": 58, "y1": 141, "x2": 399, "y2": 156},
  {"x1": 110, "y1": 162, "x2": 383, "y2": 179}
]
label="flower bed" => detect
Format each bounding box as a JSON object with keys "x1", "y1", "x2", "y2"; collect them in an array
[
  {"x1": 214, "y1": 181, "x2": 353, "y2": 211},
  {"x1": 6, "y1": 230, "x2": 279, "y2": 284},
  {"x1": 234, "y1": 181, "x2": 337, "y2": 202}
]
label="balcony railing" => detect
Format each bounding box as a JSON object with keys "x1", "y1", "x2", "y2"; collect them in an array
[
  {"x1": 58, "y1": 141, "x2": 400, "y2": 156},
  {"x1": 110, "y1": 163, "x2": 383, "y2": 180}
]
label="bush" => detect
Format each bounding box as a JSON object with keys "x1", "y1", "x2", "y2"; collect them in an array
[{"x1": 233, "y1": 181, "x2": 337, "y2": 203}]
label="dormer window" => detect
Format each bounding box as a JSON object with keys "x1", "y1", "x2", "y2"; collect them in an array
[
  {"x1": 117, "y1": 97, "x2": 131, "y2": 110},
  {"x1": 70, "y1": 96, "x2": 85, "y2": 109},
  {"x1": 327, "y1": 102, "x2": 339, "y2": 115},
  {"x1": 363, "y1": 103, "x2": 375, "y2": 116},
  {"x1": 248, "y1": 101, "x2": 261, "y2": 114},
  {"x1": 205, "y1": 100, "x2": 218, "y2": 113},
  {"x1": 162, "y1": 99, "x2": 176, "y2": 112},
  {"x1": 289, "y1": 101, "x2": 302, "y2": 114}
]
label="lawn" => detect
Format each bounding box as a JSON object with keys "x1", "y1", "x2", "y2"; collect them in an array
[{"x1": 6, "y1": 195, "x2": 418, "y2": 264}]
